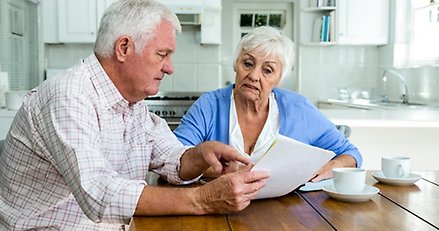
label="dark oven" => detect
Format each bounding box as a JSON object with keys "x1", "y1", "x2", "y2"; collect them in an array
[{"x1": 144, "y1": 92, "x2": 200, "y2": 130}]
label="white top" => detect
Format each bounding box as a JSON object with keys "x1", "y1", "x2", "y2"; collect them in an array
[{"x1": 229, "y1": 91, "x2": 280, "y2": 163}]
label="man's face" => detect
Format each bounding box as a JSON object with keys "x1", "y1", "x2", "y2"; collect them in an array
[{"x1": 125, "y1": 20, "x2": 176, "y2": 100}]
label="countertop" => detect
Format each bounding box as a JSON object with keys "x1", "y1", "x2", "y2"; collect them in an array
[
  {"x1": 320, "y1": 108, "x2": 439, "y2": 127},
  {"x1": 318, "y1": 98, "x2": 439, "y2": 110}
]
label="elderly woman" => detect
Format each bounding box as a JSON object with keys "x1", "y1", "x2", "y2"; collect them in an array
[{"x1": 174, "y1": 26, "x2": 362, "y2": 182}]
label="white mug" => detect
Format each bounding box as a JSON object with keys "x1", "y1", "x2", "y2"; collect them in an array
[
  {"x1": 332, "y1": 167, "x2": 366, "y2": 194},
  {"x1": 382, "y1": 156, "x2": 411, "y2": 178}
]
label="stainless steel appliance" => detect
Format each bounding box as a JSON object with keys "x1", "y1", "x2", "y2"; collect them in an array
[{"x1": 144, "y1": 92, "x2": 201, "y2": 130}]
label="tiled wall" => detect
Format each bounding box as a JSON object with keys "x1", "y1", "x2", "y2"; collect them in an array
[
  {"x1": 377, "y1": 66, "x2": 439, "y2": 105},
  {"x1": 299, "y1": 46, "x2": 380, "y2": 104},
  {"x1": 161, "y1": 26, "x2": 222, "y2": 92}
]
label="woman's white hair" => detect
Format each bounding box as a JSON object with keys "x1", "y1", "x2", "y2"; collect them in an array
[
  {"x1": 233, "y1": 26, "x2": 295, "y2": 80},
  {"x1": 94, "y1": 0, "x2": 181, "y2": 58}
]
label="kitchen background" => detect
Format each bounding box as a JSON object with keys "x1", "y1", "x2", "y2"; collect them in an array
[
  {"x1": 1, "y1": 0, "x2": 438, "y2": 104},
  {"x1": 1, "y1": 0, "x2": 439, "y2": 170}
]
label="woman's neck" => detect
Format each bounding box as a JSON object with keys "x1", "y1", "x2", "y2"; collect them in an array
[{"x1": 234, "y1": 92, "x2": 269, "y2": 115}]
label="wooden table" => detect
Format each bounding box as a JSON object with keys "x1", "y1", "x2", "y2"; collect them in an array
[{"x1": 129, "y1": 171, "x2": 439, "y2": 231}]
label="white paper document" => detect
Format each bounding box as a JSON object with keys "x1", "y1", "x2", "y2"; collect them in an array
[{"x1": 252, "y1": 135, "x2": 335, "y2": 199}]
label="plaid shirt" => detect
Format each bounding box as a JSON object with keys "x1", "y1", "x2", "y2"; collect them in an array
[{"x1": 0, "y1": 54, "x2": 191, "y2": 230}]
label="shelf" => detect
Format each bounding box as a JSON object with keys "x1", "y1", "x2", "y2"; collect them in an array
[
  {"x1": 302, "y1": 7, "x2": 336, "y2": 12},
  {"x1": 301, "y1": 42, "x2": 337, "y2": 46},
  {"x1": 300, "y1": 0, "x2": 389, "y2": 46}
]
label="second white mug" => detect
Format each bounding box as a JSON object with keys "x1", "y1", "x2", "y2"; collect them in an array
[{"x1": 381, "y1": 156, "x2": 411, "y2": 178}]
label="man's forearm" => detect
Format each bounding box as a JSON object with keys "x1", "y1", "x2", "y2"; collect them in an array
[{"x1": 134, "y1": 186, "x2": 205, "y2": 215}]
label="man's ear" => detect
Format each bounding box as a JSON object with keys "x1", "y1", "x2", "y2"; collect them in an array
[{"x1": 115, "y1": 36, "x2": 132, "y2": 62}]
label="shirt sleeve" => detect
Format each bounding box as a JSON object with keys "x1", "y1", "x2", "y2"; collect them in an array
[
  {"x1": 301, "y1": 100, "x2": 363, "y2": 167},
  {"x1": 147, "y1": 114, "x2": 202, "y2": 185}
]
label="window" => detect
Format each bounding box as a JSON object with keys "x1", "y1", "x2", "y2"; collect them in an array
[
  {"x1": 238, "y1": 11, "x2": 285, "y2": 38},
  {"x1": 0, "y1": 0, "x2": 39, "y2": 91},
  {"x1": 408, "y1": 0, "x2": 439, "y2": 66},
  {"x1": 233, "y1": 2, "x2": 293, "y2": 47}
]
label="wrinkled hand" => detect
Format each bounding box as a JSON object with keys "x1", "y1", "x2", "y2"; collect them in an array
[
  {"x1": 201, "y1": 161, "x2": 246, "y2": 179},
  {"x1": 196, "y1": 165, "x2": 270, "y2": 213},
  {"x1": 199, "y1": 141, "x2": 251, "y2": 174},
  {"x1": 310, "y1": 154, "x2": 357, "y2": 182},
  {"x1": 222, "y1": 161, "x2": 247, "y2": 174}
]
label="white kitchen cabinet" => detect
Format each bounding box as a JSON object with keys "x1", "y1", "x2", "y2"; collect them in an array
[
  {"x1": 41, "y1": 0, "x2": 59, "y2": 43},
  {"x1": 337, "y1": 0, "x2": 389, "y2": 45},
  {"x1": 300, "y1": 0, "x2": 389, "y2": 46},
  {"x1": 49, "y1": 0, "x2": 116, "y2": 43},
  {"x1": 58, "y1": 0, "x2": 97, "y2": 43}
]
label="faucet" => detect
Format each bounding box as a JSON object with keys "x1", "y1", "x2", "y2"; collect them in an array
[{"x1": 381, "y1": 68, "x2": 409, "y2": 104}]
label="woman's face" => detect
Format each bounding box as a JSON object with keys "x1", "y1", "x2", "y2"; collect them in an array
[{"x1": 234, "y1": 48, "x2": 282, "y2": 102}]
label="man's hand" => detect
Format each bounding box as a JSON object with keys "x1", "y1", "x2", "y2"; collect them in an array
[
  {"x1": 195, "y1": 165, "x2": 270, "y2": 214},
  {"x1": 309, "y1": 154, "x2": 357, "y2": 182},
  {"x1": 199, "y1": 141, "x2": 251, "y2": 174},
  {"x1": 179, "y1": 141, "x2": 252, "y2": 180},
  {"x1": 134, "y1": 165, "x2": 269, "y2": 216}
]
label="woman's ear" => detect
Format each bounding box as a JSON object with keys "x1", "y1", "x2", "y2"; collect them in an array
[{"x1": 114, "y1": 36, "x2": 132, "y2": 62}]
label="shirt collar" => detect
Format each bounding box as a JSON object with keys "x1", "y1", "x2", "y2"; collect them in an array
[{"x1": 84, "y1": 54, "x2": 129, "y2": 110}]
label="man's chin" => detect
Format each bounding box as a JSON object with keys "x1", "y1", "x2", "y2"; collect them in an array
[{"x1": 145, "y1": 87, "x2": 160, "y2": 97}]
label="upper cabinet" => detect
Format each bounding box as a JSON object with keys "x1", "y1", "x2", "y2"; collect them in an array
[
  {"x1": 300, "y1": 0, "x2": 389, "y2": 46},
  {"x1": 58, "y1": 0, "x2": 98, "y2": 43},
  {"x1": 58, "y1": 0, "x2": 118, "y2": 43},
  {"x1": 43, "y1": 0, "x2": 117, "y2": 43},
  {"x1": 337, "y1": 0, "x2": 389, "y2": 45},
  {"x1": 43, "y1": 0, "x2": 221, "y2": 44}
]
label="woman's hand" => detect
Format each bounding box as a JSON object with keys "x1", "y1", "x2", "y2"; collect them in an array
[{"x1": 309, "y1": 154, "x2": 357, "y2": 182}]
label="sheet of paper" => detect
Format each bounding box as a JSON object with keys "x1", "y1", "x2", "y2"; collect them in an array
[{"x1": 252, "y1": 135, "x2": 335, "y2": 199}]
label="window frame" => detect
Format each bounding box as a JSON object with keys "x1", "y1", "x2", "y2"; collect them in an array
[
  {"x1": 232, "y1": 2, "x2": 293, "y2": 52},
  {"x1": 406, "y1": 1, "x2": 439, "y2": 67}
]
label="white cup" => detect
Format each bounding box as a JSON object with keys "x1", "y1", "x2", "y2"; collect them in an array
[
  {"x1": 381, "y1": 156, "x2": 411, "y2": 178},
  {"x1": 332, "y1": 167, "x2": 366, "y2": 194}
]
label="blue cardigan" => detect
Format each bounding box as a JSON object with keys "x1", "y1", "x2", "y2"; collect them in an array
[{"x1": 174, "y1": 85, "x2": 362, "y2": 167}]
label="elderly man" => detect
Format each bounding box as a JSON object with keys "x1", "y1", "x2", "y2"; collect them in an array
[{"x1": 0, "y1": 0, "x2": 269, "y2": 230}]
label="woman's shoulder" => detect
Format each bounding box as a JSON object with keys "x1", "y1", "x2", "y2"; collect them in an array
[{"x1": 273, "y1": 87, "x2": 309, "y2": 104}]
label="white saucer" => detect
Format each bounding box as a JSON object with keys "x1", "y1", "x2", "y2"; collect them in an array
[
  {"x1": 322, "y1": 184, "x2": 379, "y2": 202},
  {"x1": 372, "y1": 171, "x2": 421, "y2": 186}
]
